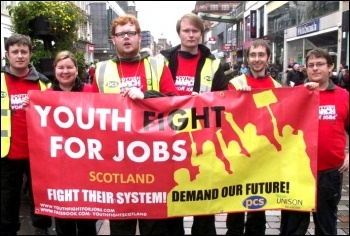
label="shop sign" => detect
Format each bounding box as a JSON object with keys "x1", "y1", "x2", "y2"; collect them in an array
[
  {"x1": 297, "y1": 19, "x2": 320, "y2": 36},
  {"x1": 222, "y1": 43, "x2": 233, "y2": 52},
  {"x1": 208, "y1": 37, "x2": 216, "y2": 44},
  {"x1": 87, "y1": 44, "x2": 94, "y2": 52}
]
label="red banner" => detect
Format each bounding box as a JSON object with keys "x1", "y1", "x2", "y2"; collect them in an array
[{"x1": 26, "y1": 87, "x2": 319, "y2": 219}]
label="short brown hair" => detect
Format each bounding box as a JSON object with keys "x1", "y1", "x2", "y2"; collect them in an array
[
  {"x1": 246, "y1": 39, "x2": 271, "y2": 59},
  {"x1": 110, "y1": 14, "x2": 141, "y2": 36},
  {"x1": 5, "y1": 34, "x2": 32, "y2": 52},
  {"x1": 305, "y1": 48, "x2": 333, "y2": 66}
]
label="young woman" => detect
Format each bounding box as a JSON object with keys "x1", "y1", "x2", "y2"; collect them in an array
[{"x1": 23, "y1": 50, "x2": 96, "y2": 235}]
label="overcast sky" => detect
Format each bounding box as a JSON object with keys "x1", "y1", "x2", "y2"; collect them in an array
[{"x1": 135, "y1": 1, "x2": 196, "y2": 46}]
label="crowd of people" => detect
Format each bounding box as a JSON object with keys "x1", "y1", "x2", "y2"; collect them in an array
[{"x1": 1, "y1": 12, "x2": 348, "y2": 236}]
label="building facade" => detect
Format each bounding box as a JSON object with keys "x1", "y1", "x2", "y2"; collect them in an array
[{"x1": 199, "y1": 1, "x2": 349, "y2": 83}]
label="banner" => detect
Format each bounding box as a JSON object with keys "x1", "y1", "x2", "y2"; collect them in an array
[{"x1": 26, "y1": 87, "x2": 319, "y2": 219}]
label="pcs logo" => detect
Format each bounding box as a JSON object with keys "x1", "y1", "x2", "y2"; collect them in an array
[
  {"x1": 242, "y1": 196, "x2": 267, "y2": 209},
  {"x1": 106, "y1": 81, "x2": 119, "y2": 88},
  {"x1": 1, "y1": 91, "x2": 7, "y2": 98}
]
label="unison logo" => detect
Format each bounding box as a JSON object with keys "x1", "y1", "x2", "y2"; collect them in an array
[{"x1": 242, "y1": 196, "x2": 267, "y2": 209}]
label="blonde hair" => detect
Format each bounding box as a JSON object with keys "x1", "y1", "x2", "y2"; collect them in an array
[{"x1": 53, "y1": 50, "x2": 77, "y2": 68}]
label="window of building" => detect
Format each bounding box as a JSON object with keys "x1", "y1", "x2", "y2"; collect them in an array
[
  {"x1": 199, "y1": 5, "x2": 207, "y2": 11},
  {"x1": 210, "y1": 4, "x2": 218, "y2": 11},
  {"x1": 221, "y1": 4, "x2": 230, "y2": 11},
  {"x1": 245, "y1": 16, "x2": 251, "y2": 41},
  {"x1": 268, "y1": 1, "x2": 339, "y2": 36},
  {"x1": 258, "y1": 6, "x2": 264, "y2": 38}
]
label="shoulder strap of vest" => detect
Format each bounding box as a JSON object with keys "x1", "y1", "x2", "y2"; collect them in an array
[
  {"x1": 148, "y1": 57, "x2": 165, "y2": 91},
  {"x1": 95, "y1": 60, "x2": 113, "y2": 93},
  {"x1": 229, "y1": 74, "x2": 248, "y2": 90},
  {"x1": 39, "y1": 80, "x2": 51, "y2": 90},
  {"x1": 1, "y1": 73, "x2": 9, "y2": 109}
]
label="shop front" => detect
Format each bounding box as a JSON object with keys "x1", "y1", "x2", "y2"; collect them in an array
[{"x1": 284, "y1": 11, "x2": 341, "y2": 74}]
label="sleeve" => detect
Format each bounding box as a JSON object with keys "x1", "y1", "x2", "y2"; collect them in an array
[
  {"x1": 286, "y1": 71, "x2": 292, "y2": 85},
  {"x1": 144, "y1": 90, "x2": 167, "y2": 98},
  {"x1": 158, "y1": 64, "x2": 179, "y2": 96},
  {"x1": 211, "y1": 62, "x2": 228, "y2": 92}
]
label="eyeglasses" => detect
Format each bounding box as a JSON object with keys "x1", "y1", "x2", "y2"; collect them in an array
[
  {"x1": 248, "y1": 52, "x2": 267, "y2": 58},
  {"x1": 114, "y1": 31, "x2": 137, "y2": 38},
  {"x1": 307, "y1": 62, "x2": 327, "y2": 69}
]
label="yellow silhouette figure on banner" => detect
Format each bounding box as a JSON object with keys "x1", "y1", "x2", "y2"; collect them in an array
[{"x1": 167, "y1": 90, "x2": 315, "y2": 217}]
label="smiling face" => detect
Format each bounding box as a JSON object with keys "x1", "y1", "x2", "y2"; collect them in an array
[
  {"x1": 112, "y1": 22, "x2": 141, "y2": 58},
  {"x1": 247, "y1": 45, "x2": 270, "y2": 77},
  {"x1": 55, "y1": 58, "x2": 78, "y2": 90}
]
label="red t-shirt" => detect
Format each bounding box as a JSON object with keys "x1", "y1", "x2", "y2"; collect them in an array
[
  {"x1": 174, "y1": 52, "x2": 201, "y2": 95},
  {"x1": 317, "y1": 86, "x2": 349, "y2": 171},
  {"x1": 5, "y1": 73, "x2": 42, "y2": 159}
]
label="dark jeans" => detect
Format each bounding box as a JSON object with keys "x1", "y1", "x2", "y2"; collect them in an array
[
  {"x1": 55, "y1": 218, "x2": 97, "y2": 235},
  {"x1": 314, "y1": 169, "x2": 343, "y2": 235},
  {"x1": 165, "y1": 217, "x2": 185, "y2": 235},
  {"x1": 1, "y1": 158, "x2": 52, "y2": 235},
  {"x1": 109, "y1": 219, "x2": 168, "y2": 235},
  {"x1": 280, "y1": 168, "x2": 343, "y2": 235},
  {"x1": 192, "y1": 215, "x2": 216, "y2": 235},
  {"x1": 226, "y1": 211, "x2": 266, "y2": 235}
]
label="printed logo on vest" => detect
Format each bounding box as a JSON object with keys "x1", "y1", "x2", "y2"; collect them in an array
[
  {"x1": 106, "y1": 81, "x2": 119, "y2": 88},
  {"x1": 204, "y1": 76, "x2": 212, "y2": 82}
]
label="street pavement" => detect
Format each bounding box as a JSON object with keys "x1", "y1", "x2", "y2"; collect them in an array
[{"x1": 17, "y1": 170, "x2": 349, "y2": 235}]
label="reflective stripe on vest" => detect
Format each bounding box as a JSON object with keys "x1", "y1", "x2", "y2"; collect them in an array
[
  {"x1": 199, "y1": 58, "x2": 221, "y2": 93},
  {"x1": 164, "y1": 57, "x2": 220, "y2": 94},
  {"x1": 95, "y1": 58, "x2": 163, "y2": 93},
  {"x1": 229, "y1": 74, "x2": 281, "y2": 89},
  {"x1": 1, "y1": 73, "x2": 50, "y2": 158}
]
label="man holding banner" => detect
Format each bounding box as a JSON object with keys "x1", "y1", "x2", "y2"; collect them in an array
[
  {"x1": 280, "y1": 48, "x2": 349, "y2": 235},
  {"x1": 160, "y1": 12, "x2": 227, "y2": 235},
  {"x1": 91, "y1": 14, "x2": 178, "y2": 235},
  {"x1": 226, "y1": 39, "x2": 282, "y2": 235}
]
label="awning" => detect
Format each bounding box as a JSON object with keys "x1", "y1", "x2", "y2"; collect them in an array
[{"x1": 199, "y1": 13, "x2": 238, "y2": 24}]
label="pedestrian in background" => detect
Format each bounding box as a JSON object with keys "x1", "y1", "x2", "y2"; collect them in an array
[
  {"x1": 160, "y1": 12, "x2": 227, "y2": 235},
  {"x1": 286, "y1": 63, "x2": 305, "y2": 87},
  {"x1": 223, "y1": 62, "x2": 235, "y2": 83},
  {"x1": 23, "y1": 50, "x2": 96, "y2": 235},
  {"x1": 240, "y1": 63, "x2": 248, "y2": 75},
  {"x1": 280, "y1": 48, "x2": 349, "y2": 235},
  {"x1": 1, "y1": 33, "x2": 52, "y2": 235},
  {"x1": 91, "y1": 14, "x2": 178, "y2": 235},
  {"x1": 88, "y1": 62, "x2": 95, "y2": 84},
  {"x1": 227, "y1": 39, "x2": 281, "y2": 235}
]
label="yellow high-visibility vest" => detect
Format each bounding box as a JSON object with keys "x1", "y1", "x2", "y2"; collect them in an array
[
  {"x1": 95, "y1": 57, "x2": 164, "y2": 93},
  {"x1": 1, "y1": 73, "x2": 51, "y2": 158},
  {"x1": 165, "y1": 57, "x2": 220, "y2": 94}
]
